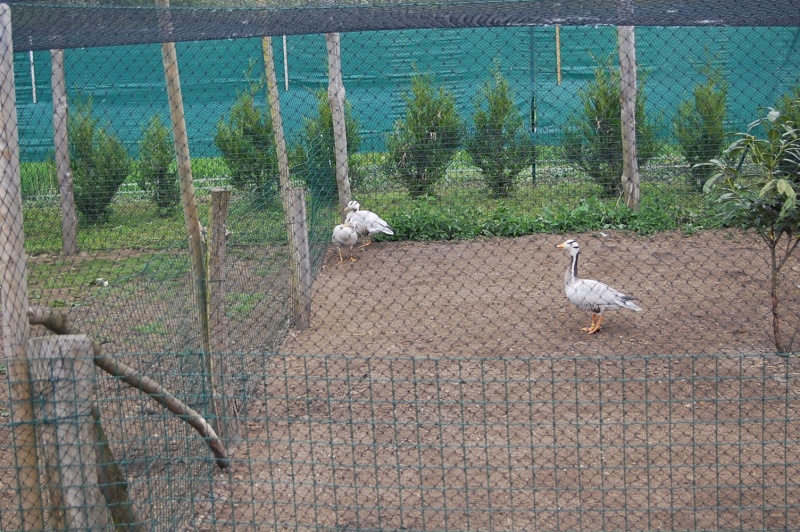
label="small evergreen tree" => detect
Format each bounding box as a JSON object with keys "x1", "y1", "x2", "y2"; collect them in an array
[
  {"x1": 214, "y1": 84, "x2": 279, "y2": 207},
  {"x1": 290, "y1": 88, "x2": 361, "y2": 205},
  {"x1": 466, "y1": 64, "x2": 533, "y2": 198},
  {"x1": 564, "y1": 56, "x2": 660, "y2": 198},
  {"x1": 386, "y1": 72, "x2": 465, "y2": 198},
  {"x1": 673, "y1": 62, "x2": 728, "y2": 191},
  {"x1": 137, "y1": 114, "x2": 179, "y2": 217},
  {"x1": 69, "y1": 95, "x2": 132, "y2": 224}
]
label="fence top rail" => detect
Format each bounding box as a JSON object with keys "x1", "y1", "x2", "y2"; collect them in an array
[{"x1": 7, "y1": 0, "x2": 800, "y2": 52}]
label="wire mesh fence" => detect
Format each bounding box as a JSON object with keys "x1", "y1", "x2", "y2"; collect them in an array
[{"x1": 2, "y1": 0, "x2": 800, "y2": 530}]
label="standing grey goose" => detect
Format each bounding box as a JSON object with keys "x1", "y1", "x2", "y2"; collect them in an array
[
  {"x1": 344, "y1": 200, "x2": 394, "y2": 247},
  {"x1": 557, "y1": 239, "x2": 642, "y2": 334}
]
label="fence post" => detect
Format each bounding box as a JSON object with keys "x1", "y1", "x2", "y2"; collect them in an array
[
  {"x1": 207, "y1": 187, "x2": 239, "y2": 443},
  {"x1": 288, "y1": 187, "x2": 312, "y2": 330},
  {"x1": 325, "y1": 32, "x2": 352, "y2": 220},
  {"x1": 156, "y1": 0, "x2": 211, "y2": 361},
  {"x1": 28, "y1": 334, "x2": 112, "y2": 530},
  {"x1": 51, "y1": 48, "x2": 78, "y2": 256},
  {"x1": 618, "y1": 0, "x2": 640, "y2": 210},
  {"x1": 0, "y1": 3, "x2": 45, "y2": 529}
]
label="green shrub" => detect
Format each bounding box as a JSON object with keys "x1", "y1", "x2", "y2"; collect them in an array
[
  {"x1": 290, "y1": 88, "x2": 361, "y2": 205},
  {"x1": 673, "y1": 62, "x2": 728, "y2": 191},
  {"x1": 137, "y1": 115, "x2": 179, "y2": 217},
  {"x1": 774, "y1": 80, "x2": 800, "y2": 179},
  {"x1": 563, "y1": 56, "x2": 660, "y2": 197},
  {"x1": 214, "y1": 85, "x2": 279, "y2": 207},
  {"x1": 465, "y1": 64, "x2": 533, "y2": 198},
  {"x1": 704, "y1": 104, "x2": 800, "y2": 353},
  {"x1": 69, "y1": 95, "x2": 132, "y2": 224},
  {"x1": 386, "y1": 72, "x2": 465, "y2": 198}
]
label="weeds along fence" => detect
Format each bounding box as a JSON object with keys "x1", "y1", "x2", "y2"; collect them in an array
[{"x1": 2, "y1": 0, "x2": 800, "y2": 530}]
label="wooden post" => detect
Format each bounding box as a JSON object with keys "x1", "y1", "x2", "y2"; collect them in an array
[
  {"x1": 0, "y1": 4, "x2": 45, "y2": 529},
  {"x1": 51, "y1": 49, "x2": 78, "y2": 256},
  {"x1": 29, "y1": 335, "x2": 111, "y2": 530},
  {"x1": 156, "y1": 0, "x2": 211, "y2": 359},
  {"x1": 555, "y1": 26, "x2": 562, "y2": 86},
  {"x1": 618, "y1": 1, "x2": 640, "y2": 210},
  {"x1": 325, "y1": 32, "x2": 352, "y2": 221},
  {"x1": 261, "y1": 35, "x2": 291, "y2": 201},
  {"x1": 206, "y1": 187, "x2": 239, "y2": 442},
  {"x1": 288, "y1": 187, "x2": 311, "y2": 330},
  {"x1": 262, "y1": 36, "x2": 312, "y2": 331}
]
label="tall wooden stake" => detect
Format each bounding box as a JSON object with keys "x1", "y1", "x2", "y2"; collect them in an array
[
  {"x1": 261, "y1": 36, "x2": 290, "y2": 199},
  {"x1": 325, "y1": 32, "x2": 352, "y2": 221},
  {"x1": 156, "y1": 0, "x2": 211, "y2": 355},
  {"x1": 51, "y1": 49, "x2": 77, "y2": 255},
  {"x1": 0, "y1": 4, "x2": 45, "y2": 529},
  {"x1": 262, "y1": 35, "x2": 312, "y2": 330},
  {"x1": 618, "y1": 1, "x2": 640, "y2": 210}
]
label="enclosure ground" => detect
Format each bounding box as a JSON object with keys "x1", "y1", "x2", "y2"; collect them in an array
[
  {"x1": 285, "y1": 228, "x2": 800, "y2": 359},
  {"x1": 3, "y1": 229, "x2": 800, "y2": 530},
  {"x1": 205, "y1": 229, "x2": 800, "y2": 530}
]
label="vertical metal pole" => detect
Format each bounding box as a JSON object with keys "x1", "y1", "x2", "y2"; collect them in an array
[
  {"x1": 283, "y1": 34, "x2": 289, "y2": 91},
  {"x1": 28, "y1": 48, "x2": 36, "y2": 103}
]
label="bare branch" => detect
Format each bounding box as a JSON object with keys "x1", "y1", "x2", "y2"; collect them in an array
[{"x1": 28, "y1": 306, "x2": 230, "y2": 469}]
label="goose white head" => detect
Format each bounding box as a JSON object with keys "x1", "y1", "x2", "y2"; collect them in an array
[
  {"x1": 344, "y1": 200, "x2": 360, "y2": 213},
  {"x1": 557, "y1": 239, "x2": 580, "y2": 256}
]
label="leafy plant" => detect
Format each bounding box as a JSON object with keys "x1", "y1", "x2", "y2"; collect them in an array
[
  {"x1": 563, "y1": 56, "x2": 661, "y2": 197},
  {"x1": 290, "y1": 88, "x2": 362, "y2": 205},
  {"x1": 704, "y1": 104, "x2": 800, "y2": 354},
  {"x1": 137, "y1": 114, "x2": 179, "y2": 217},
  {"x1": 214, "y1": 81, "x2": 279, "y2": 208},
  {"x1": 69, "y1": 95, "x2": 132, "y2": 224},
  {"x1": 774, "y1": 80, "x2": 800, "y2": 178},
  {"x1": 465, "y1": 64, "x2": 533, "y2": 197},
  {"x1": 673, "y1": 61, "x2": 728, "y2": 191},
  {"x1": 386, "y1": 72, "x2": 465, "y2": 198}
]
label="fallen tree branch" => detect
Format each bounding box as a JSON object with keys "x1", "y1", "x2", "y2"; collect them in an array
[{"x1": 28, "y1": 306, "x2": 230, "y2": 470}]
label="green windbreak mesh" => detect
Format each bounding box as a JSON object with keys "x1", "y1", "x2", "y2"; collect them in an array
[{"x1": 3, "y1": 2, "x2": 800, "y2": 531}]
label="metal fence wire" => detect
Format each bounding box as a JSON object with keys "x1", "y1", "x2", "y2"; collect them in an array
[{"x1": 1, "y1": 0, "x2": 800, "y2": 530}]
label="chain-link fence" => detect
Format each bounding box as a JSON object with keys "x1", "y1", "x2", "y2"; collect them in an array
[{"x1": 2, "y1": 1, "x2": 800, "y2": 530}]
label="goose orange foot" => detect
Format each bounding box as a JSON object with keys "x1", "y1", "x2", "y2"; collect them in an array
[{"x1": 580, "y1": 314, "x2": 604, "y2": 334}]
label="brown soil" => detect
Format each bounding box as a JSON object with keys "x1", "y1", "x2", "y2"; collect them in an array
[{"x1": 3, "y1": 229, "x2": 800, "y2": 530}]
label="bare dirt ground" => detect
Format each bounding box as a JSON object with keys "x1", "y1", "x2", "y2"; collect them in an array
[
  {"x1": 204, "y1": 229, "x2": 800, "y2": 530},
  {"x1": 3, "y1": 229, "x2": 800, "y2": 530}
]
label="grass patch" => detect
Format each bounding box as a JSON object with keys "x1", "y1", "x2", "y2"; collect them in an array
[{"x1": 227, "y1": 292, "x2": 266, "y2": 318}]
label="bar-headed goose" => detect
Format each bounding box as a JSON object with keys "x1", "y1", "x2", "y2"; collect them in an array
[
  {"x1": 332, "y1": 221, "x2": 359, "y2": 263},
  {"x1": 557, "y1": 239, "x2": 641, "y2": 334},
  {"x1": 344, "y1": 200, "x2": 394, "y2": 247}
]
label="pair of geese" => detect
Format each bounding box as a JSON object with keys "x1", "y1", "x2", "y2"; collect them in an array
[
  {"x1": 333, "y1": 204, "x2": 640, "y2": 334},
  {"x1": 332, "y1": 200, "x2": 394, "y2": 262}
]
